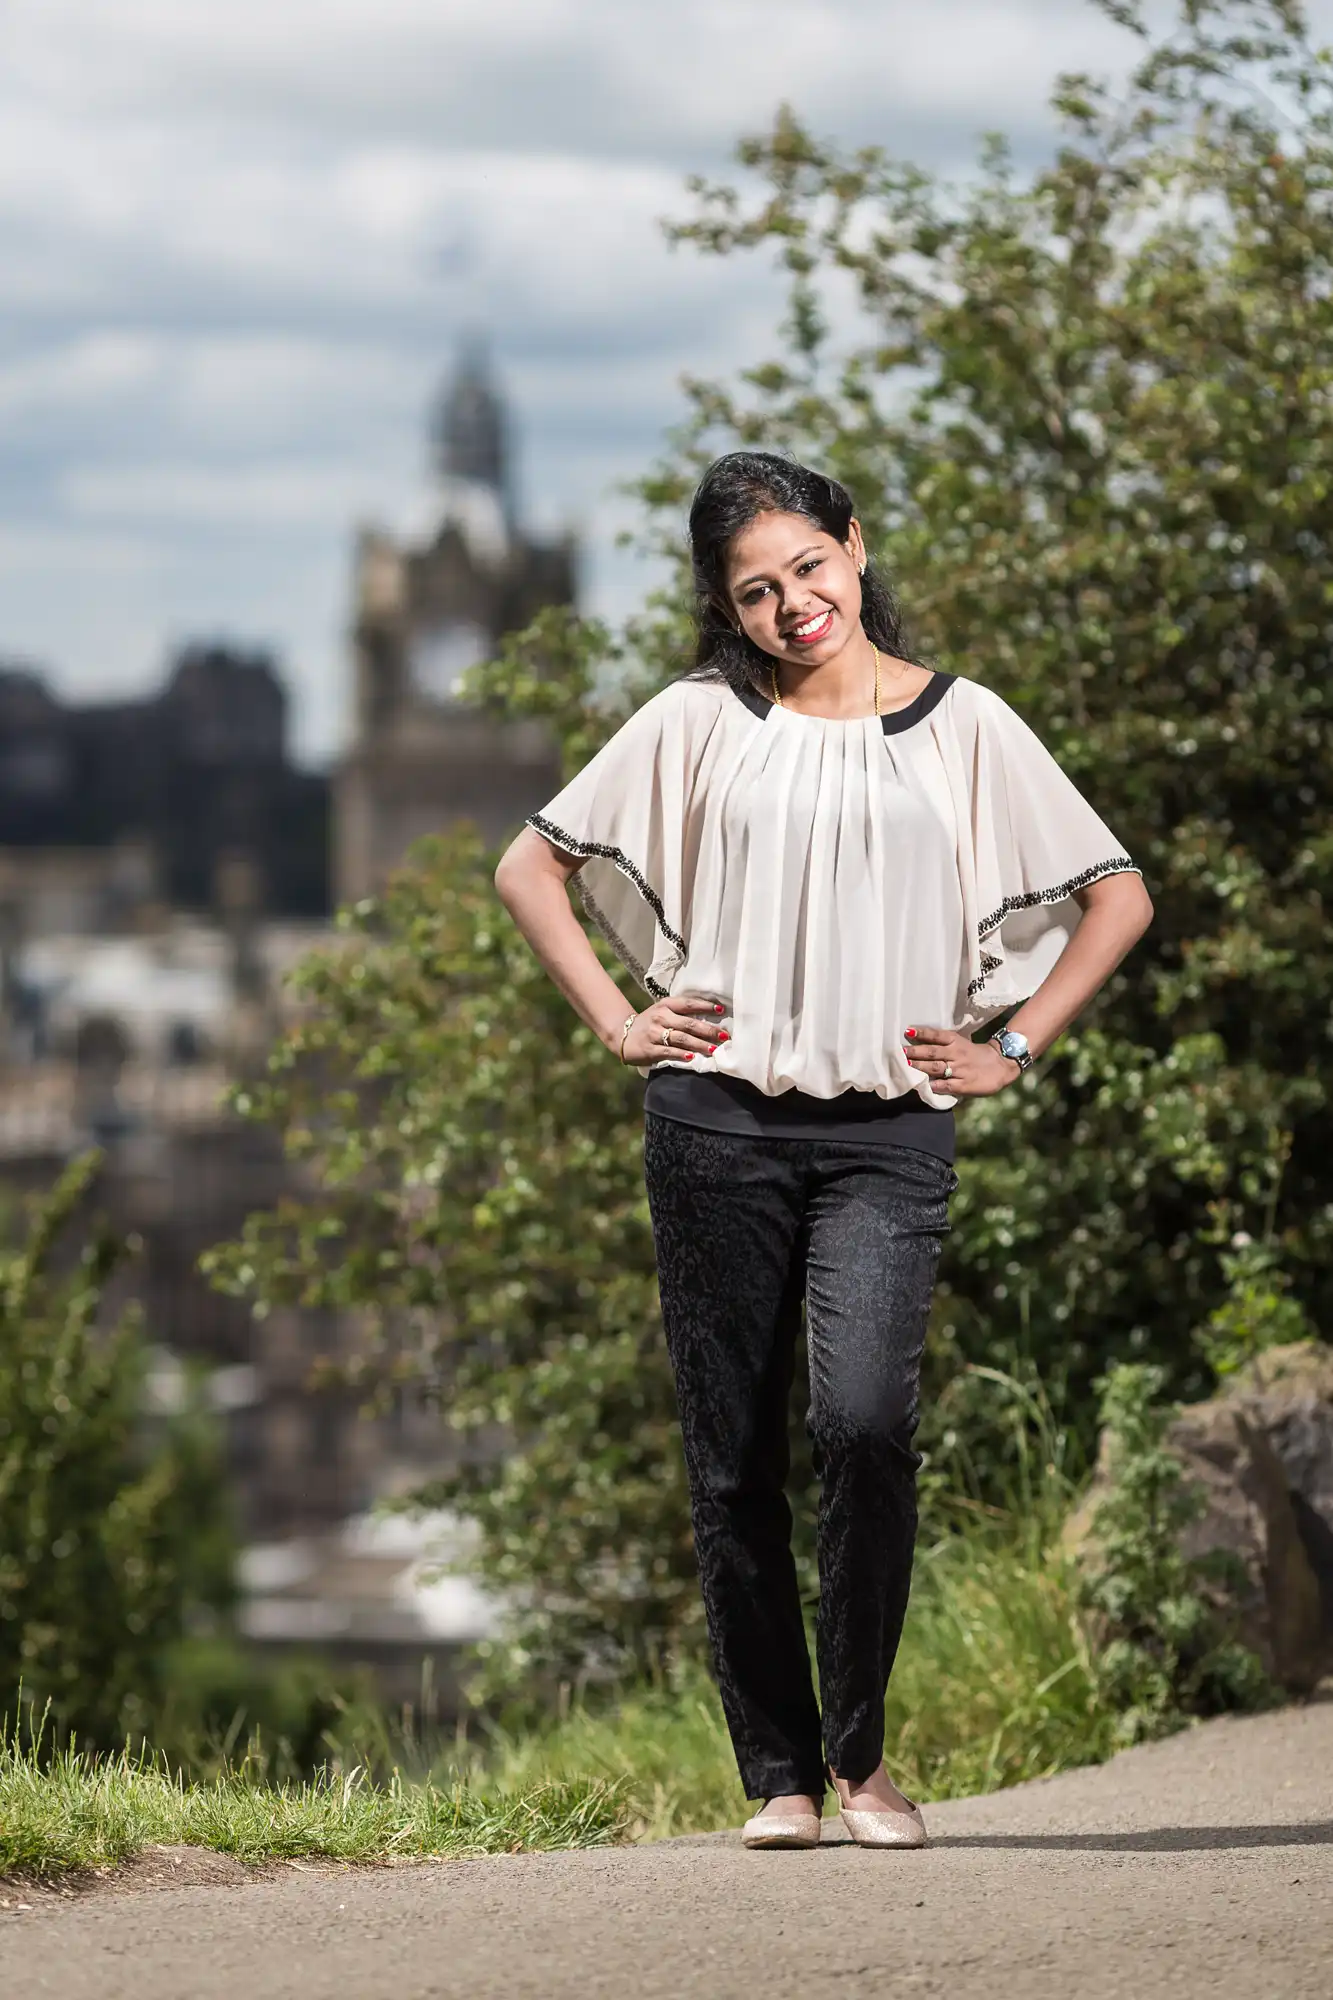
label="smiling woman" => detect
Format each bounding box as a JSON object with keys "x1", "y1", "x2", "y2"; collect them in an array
[
  {"x1": 494, "y1": 448, "x2": 1153, "y2": 1851},
  {"x1": 692, "y1": 452, "x2": 929, "y2": 718}
]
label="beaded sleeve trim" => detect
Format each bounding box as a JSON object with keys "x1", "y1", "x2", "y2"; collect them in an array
[
  {"x1": 966, "y1": 952, "x2": 1004, "y2": 1000},
  {"x1": 575, "y1": 880, "x2": 672, "y2": 999},
  {"x1": 975, "y1": 857, "x2": 1140, "y2": 943},
  {"x1": 968, "y1": 857, "x2": 1141, "y2": 998},
  {"x1": 526, "y1": 811, "x2": 682, "y2": 999}
]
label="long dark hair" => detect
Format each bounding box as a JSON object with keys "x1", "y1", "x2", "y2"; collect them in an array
[{"x1": 686, "y1": 451, "x2": 918, "y2": 691}]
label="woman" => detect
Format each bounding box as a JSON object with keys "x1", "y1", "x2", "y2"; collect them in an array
[{"x1": 495, "y1": 452, "x2": 1152, "y2": 1850}]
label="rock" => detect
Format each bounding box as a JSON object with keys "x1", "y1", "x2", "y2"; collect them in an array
[
  {"x1": 1221, "y1": 1342, "x2": 1333, "y2": 1637},
  {"x1": 1165, "y1": 1400, "x2": 1324, "y2": 1691},
  {"x1": 1060, "y1": 1426, "x2": 1118, "y2": 1566},
  {"x1": 1065, "y1": 1341, "x2": 1333, "y2": 1693}
]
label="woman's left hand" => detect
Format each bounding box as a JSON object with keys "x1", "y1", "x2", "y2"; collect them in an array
[{"x1": 903, "y1": 1026, "x2": 1020, "y2": 1097}]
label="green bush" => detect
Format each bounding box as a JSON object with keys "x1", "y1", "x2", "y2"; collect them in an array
[
  {"x1": 322, "y1": 1417, "x2": 1113, "y2": 1837},
  {"x1": 204, "y1": 832, "x2": 701, "y2": 1688},
  {"x1": 1077, "y1": 1363, "x2": 1272, "y2": 1742},
  {"x1": 0, "y1": 1155, "x2": 233, "y2": 1749},
  {"x1": 208, "y1": 0, "x2": 1330, "y2": 1694},
  {"x1": 146, "y1": 1638, "x2": 386, "y2": 1781}
]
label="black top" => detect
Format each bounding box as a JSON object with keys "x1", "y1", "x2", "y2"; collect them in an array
[{"x1": 643, "y1": 1070, "x2": 955, "y2": 1160}]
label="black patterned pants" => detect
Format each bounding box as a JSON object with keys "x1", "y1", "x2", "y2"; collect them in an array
[{"x1": 643, "y1": 1114, "x2": 956, "y2": 1802}]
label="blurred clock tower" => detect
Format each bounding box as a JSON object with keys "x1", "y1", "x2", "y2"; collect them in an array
[{"x1": 335, "y1": 345, "x2": 576, "y2": 902}]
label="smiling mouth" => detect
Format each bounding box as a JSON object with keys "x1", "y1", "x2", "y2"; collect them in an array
[{"x1": 785, "y1": 608, "x2": 834, "y2": 646}]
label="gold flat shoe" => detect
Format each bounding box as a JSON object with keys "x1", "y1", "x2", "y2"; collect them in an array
[
  {"x1": 838, "y1": 1801, "x2": 928, "y2": 1849},
  {"x1": 741, "y1": 1810, "x2": 823, "y2": 1849}
]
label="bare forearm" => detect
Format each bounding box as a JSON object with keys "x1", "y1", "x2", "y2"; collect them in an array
[
  {"x1": 495, "y1": 832, "x2": 631, "y2": 1052},
  {"x1": 1004, "y1": 875, "x2": 1154, "y2": 1057}
]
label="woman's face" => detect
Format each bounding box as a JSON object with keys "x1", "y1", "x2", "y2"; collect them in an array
[{"x1": 724, "y1": 510, "x2": 867, "y2": 666}]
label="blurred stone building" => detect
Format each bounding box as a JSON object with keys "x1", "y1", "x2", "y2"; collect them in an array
[
  {"x1": 0, "y1": 916, "x2": 372, "y2": 1529},
  {"x1": 0, "y1": 352, "x2": 575, "y2": 1696},
  {"x1": 335, "y1": 347, "x2": 576, "y2": 900},
  {"x1": 0, "y1": 917, "x2": 492, "y2": 1697},
  {"x1": 0, "y1": 643, "x2": 329, "y2": 923},
  {"x1": 0, "y1": 646, "x2": 486, "y2": 1696},
  {"x1": 0, "y1": 642, "x2": 338, "y2": 1533}
]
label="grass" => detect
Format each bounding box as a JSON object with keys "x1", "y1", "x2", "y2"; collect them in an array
[
  {"x1": 4, "y1": 1397, "x2": 1120, "y2": 1876},
  {"x1": 0, "y1": 1737, "x2": 628, "y2": 1882},
  {"x1": 429, "y1": 1378, "x2": 1118, "y2": 1840},
  {"x1": 2, "y1": 1512, "x2": 1107, "y2": 1876},
  {"x1": 444, "y1": 1514, "x2": 1115, "y2": 1841}
]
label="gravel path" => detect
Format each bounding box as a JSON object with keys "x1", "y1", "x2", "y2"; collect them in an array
[{"x1": 4, "y1": 1699, "x2": 1331, "y2": 2000}]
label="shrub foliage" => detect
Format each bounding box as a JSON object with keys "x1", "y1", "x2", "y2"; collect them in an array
[
  {"x1": 0, "y1": 1156, "x2": 232, "y2": 1746},
  {"x1": 208, "y1": 1, "x2": 1330, "y2": 1684},
  {"x1": 1078, "y1": 1364, "x2": 1272, "y2": 1740}
]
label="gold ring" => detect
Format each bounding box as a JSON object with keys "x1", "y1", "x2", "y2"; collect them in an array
[{"x1": 661, "y1": 1027, "x2": 672, "y2": 1047}]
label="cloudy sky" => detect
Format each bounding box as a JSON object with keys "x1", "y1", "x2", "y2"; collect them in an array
[{"x1": 0, "y1": 0, "x2": 1303, "y2": 762}]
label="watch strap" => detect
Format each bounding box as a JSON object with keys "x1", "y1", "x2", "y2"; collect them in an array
[{"x1": 990, "y1": 1030, "x2": 1033, "y2": 1073}]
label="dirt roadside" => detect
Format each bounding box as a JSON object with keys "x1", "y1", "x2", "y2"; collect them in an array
[{"x1": 2, "y1": 1698, "x2": 1330, "y2": 2000}]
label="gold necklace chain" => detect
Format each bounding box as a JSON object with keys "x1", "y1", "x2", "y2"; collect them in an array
[{"x1": 771, "y1": 644, "x2": 881, "y2": 716}]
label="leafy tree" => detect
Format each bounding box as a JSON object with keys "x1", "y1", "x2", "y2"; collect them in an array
[
  {"x1": 0, "y1": 1155, "x2": 234, "y2": 1746},
  {"x1": 209, "y1": 0, "x2": 1332, "y2": 1681},
  {"x1": 207, "y1": 831, "x2": 705, "y2": 1683},
  {"x1": 638, "y1": 0, "x2": 1331, "y2": 1429}
]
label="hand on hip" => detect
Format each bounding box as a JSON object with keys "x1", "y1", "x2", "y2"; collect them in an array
[
  {"x1": 903, "y1": 1026, "x2": 1019, "y2": 1097},
  {"x1": 624, "y1": 997, "x2": 728, "y2": 1065}
]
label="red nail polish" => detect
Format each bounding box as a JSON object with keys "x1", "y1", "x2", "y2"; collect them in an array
[
  {"x1": 714, "y1": 1004, "x2": 724, "y2": 1014},
  {"x1": 685, "y1": 1053, "x2": 695, "y2": 1061},
  {"x1": 717, "y1": 1030, "x2": 730, "y2": 1042},
  {"x1": 905, "y1": 1028, "x2": 917, "y2": 1039},
  {"x1": 708, "y1": 1045, "x2": 718, "y2": 1055}
]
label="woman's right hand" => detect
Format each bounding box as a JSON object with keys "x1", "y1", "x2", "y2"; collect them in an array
[{"x1": 621, "y1": 997, "x2": 728, "y2": 1066}]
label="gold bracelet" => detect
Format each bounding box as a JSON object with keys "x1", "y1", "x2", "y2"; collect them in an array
[{"x1": 618, "y1": 1013, "x2": 637, "y2": 1064}]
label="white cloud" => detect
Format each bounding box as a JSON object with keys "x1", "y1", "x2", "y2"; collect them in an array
[
  {"x1": 0, "y1": 334, "x2": 164, "y2": 418},
  {"x1": 3, "y1": 0, "x2": 1290, "y2": 762},
  {"x1": 0, "y1": 523, "x2": 160, "y2": 580},
  {"x1": 59, "y1": 462, "x2": 379, "y2": 530},
  {"x1": 8, "y1": 1, "x2": 1125, "y2": 160}
]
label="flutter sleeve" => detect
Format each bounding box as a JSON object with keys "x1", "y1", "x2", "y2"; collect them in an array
[
  {"x1": 526, "y1": 680, "x2": 715, "y2": 999},
  {"x1": 945, "y1": 682, "x2": 1142, "y2": 1026}
]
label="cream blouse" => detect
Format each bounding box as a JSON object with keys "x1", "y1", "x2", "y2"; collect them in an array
[{"x1": 527, "y1": 671, "x2": 1139, "y2": 1110}]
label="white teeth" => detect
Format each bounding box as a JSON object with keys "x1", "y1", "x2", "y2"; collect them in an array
[{"x1": 792, "y1": 611, "x2": 830, "y2": 636}]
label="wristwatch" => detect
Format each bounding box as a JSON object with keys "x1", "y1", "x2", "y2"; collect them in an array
[{"x1": 990, "y1": 1028, "x2": 1033, "y2": 1074}]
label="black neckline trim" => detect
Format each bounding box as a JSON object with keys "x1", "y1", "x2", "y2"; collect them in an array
[{"x1": 734, "y1": 671, "x2": 956, "y2": 735}]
